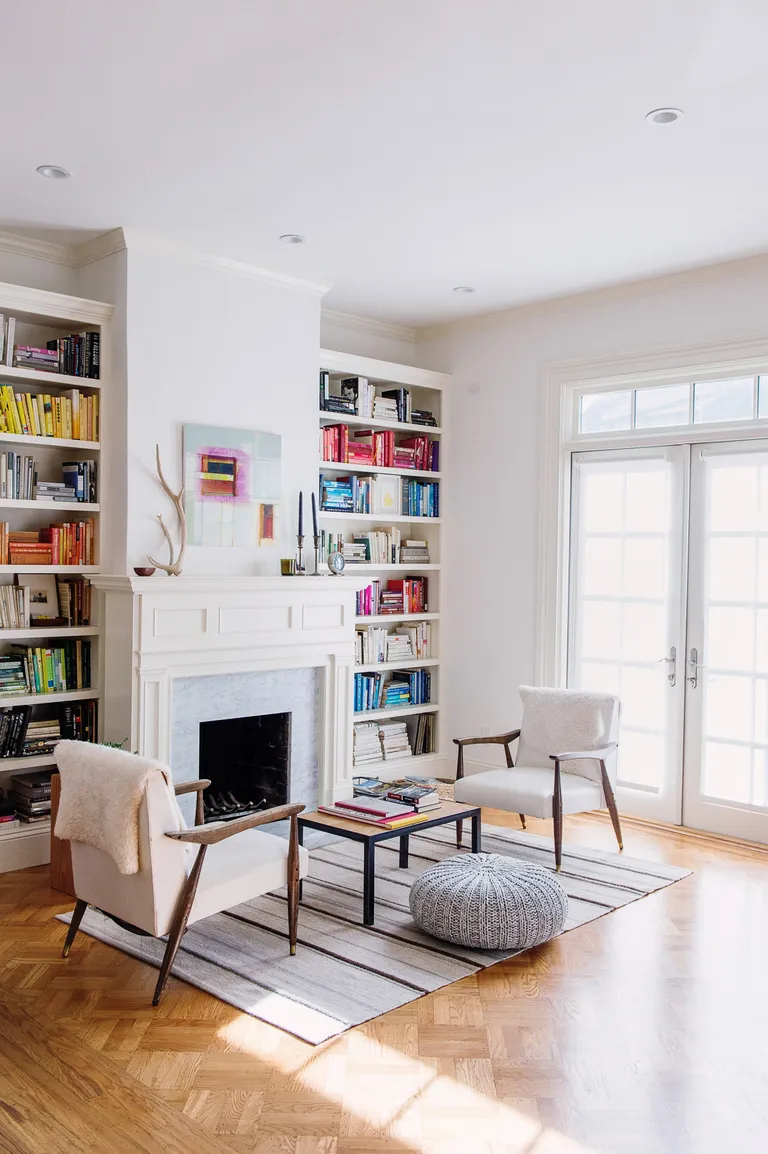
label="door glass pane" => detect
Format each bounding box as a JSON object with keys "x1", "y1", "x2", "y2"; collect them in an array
[
  {"x1": 580, "y1": 391, "x2": 632, "y2": 434},
  {"x1": 698, "y1": 451, "x2": 768, "y2": 808},
  {"x1": 570, "y1": 454, "x2": 680, "y2": 797},
  {"x1": 634, "y1": 384, "x2": 690, "y2": 429},
  {"x1": 693, "y1": 377, "x2": 755, "y2": 424}
]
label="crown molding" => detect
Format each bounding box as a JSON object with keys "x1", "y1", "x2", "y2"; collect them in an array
[
  {"x1": 71, "y1": 228, "x2": 127, "y2": 267},
  {"x1": 121, "y1": 230, "x2": 330, "y2": 297},
  {"x1": 0, "y1": 226, "x2": 329, "y2": 295},
  {"x1": 321, "y1": 309, "x2": 417, "y2": 344},
  {"x1": 417, "y1": 249, "x2": 768, "y2": 342},
  {"x1": 0, "y1": 230, "x2": 74, "y2": 267}
]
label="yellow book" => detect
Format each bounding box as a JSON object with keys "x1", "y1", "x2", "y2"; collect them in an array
[
  {"x1": 34, "y1": 394, "x2": 45, "y2": 436},
  {"x1": 43, "y1": 395, "x2": 53, "y2": 437},
  {"x1": 5, "y1": 386, "x2": 22, "y2": 435},
  {"x1": 15, "y1": 392, "x2": 30, "y2": 435},
  {"x1": 53, "y1": 396, "x2": 62, "y2": 438},
  {"x1": 92, "y1": 392, "x2": 99, "y2": 443},
  {"x1": 65, "y1": 389, "x2": 80, "y2": 440},
  {"x1": 63, "y1": 397, "x2": 72, "y2": 440}
]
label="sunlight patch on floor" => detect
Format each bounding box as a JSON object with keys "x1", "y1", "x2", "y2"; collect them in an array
[{"x1": 217, "y1": 1016, "x2": 599, "y2": 1153}]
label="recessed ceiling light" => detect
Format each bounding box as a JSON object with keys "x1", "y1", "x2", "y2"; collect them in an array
[
  {"x1": 645, "y1": 108, "x2": 683, "y2": 126},
  {"x1": 279, "y1": 233, "x2": 305, "y2": 244},
  {"x1": 453, "y1": 285, "x2": 475, "y2": 294},
  {"x1": 36, "y1": 164, "x2": 71, "y2": 179}
]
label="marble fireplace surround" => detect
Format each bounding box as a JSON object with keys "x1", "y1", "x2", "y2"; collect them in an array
[{"x1": 91, "y1": 576, "x2": 363, "y2": 805}]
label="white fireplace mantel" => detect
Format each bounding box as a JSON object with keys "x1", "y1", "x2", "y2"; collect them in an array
[{"x1": 91, "y1": 574, "x2": 366, "y2": 804}]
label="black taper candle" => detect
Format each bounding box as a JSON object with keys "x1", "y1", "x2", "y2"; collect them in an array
[
  {"x1": 311, "y1": 490, "x2": 318, "y2": 537},
  {"x1": 298, "y1": 490, "x2": 303, "y2": 537}
]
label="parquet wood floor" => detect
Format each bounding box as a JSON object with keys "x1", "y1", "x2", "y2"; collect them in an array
[{"x1": 2, "y1": 810, "x2": 768, "y2": 1154}]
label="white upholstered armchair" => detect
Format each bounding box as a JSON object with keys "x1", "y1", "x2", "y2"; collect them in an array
[
  {"x1": 55, "y1": 742, "x2": 309, "y2": 1005},
  {"x1": 453, "y1": 686, "x2": 623, "y2": 869}
]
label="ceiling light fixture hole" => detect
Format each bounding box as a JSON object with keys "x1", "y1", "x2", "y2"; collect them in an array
[
  {"x1": 279, "y1": 233, "x2": 305, "y2": 244},
  {"x1": 36, "y1": 165, "x2": 71, "y2": 179},
  {"x1": 453, "y1": 285, "x2": 475, "y2": 294},
  {"x1": 645, "y1": 108, "x2": 683, "y2": 126}
]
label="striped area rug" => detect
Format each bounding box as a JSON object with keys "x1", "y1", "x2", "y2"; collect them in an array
[{"x1": 59, "y1": 824, "x2": 690, "y2": 1044}]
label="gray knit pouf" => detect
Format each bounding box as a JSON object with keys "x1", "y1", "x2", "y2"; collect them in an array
[{"x1": 409, "y1": 853, "x2": 568, "y2": 950}]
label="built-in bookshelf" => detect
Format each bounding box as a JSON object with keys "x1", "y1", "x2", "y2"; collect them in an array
[
  {"x1": 0, "y1": 282, "x2": 111, "y2": 873},
  {"x1": 318, "y1": 348, "x2": 450, "y2": 781}
]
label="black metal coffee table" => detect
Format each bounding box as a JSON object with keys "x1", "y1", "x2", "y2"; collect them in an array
[{"x1": 297, "y1": 800, "x2": 482, "y2": 926}]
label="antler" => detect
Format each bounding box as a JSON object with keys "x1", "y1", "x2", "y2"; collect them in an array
[{"x1": 147, "y1": 444, "x2": 187, "y2": 576}]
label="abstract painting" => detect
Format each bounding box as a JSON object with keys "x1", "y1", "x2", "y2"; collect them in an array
[{"x1": 183, "y1": 423, "x2": 281, "y2": 547}]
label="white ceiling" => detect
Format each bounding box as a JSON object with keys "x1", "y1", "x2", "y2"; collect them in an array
[{"x1": 3, "y1": 0, "x2": 768, "y2": 326}]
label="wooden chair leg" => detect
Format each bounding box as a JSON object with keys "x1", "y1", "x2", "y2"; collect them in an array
[
  {"x1": 153, "y1": 846, "x2": 207, "y2": 1006},
  {"x1": 600, "y1": 761, "x2": 624, "y2": 852},
  {"x1": 61, "y1": 898, "x2": 88, "y2": 957},
  {"x1": 552, "y1": 761, "x2": 563, "y2": 872},
  {"x1": 287, "y1": 814, "x2": 300, "y2": 956},
  {"x1": 519, "y1": 814, "x2": 526, "y2": 829}
]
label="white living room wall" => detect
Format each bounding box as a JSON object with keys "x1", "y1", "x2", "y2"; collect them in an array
[
  {"x1": 123, "y1": 237, "x2": 324, "y2": 573},
  {"x1": 320, "y1": 310, "x2": 417, "y2": 363},
  {"x1": 416, "y1": 255, "x2": 768, "y2": 764},
  {"x1": 0, "y1": 240, "x2": 77, "y2": 296}
]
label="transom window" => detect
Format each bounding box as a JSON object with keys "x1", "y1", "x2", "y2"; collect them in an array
[{"x1": 579, "y1": 375, "x2": 768, "y2": 435}]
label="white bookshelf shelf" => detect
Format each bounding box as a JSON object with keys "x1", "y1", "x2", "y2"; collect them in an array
[
  {"x1": 341, "y1": 564, "x2": 440, "y2": 572},
  {"x1": 320, "y1": 348, "x2": 447, "y2": 775},
  {"x1": 0, "y1": 278, "x2": 109, "y2": 875},
  {"x1": 353, "y1": 702, "x2": 439, "y2": 722},
  {"x1": 0, "y1": 817, "x2": 50, "y2": 839},
  {"x1": 0, "y1": 689, "x2": 99, "y2": 707},
  {"x1": 0, "y1": 753, "x2": 57, "y2": 772},
  {"x1": 0, "y1": 626, "x2": 98, "y2": 641},
  {"x1": 356, "y1": 613, "x2": 440, "y2": 624},
  {"x1": 319, "y1": 511, "x2": 441, "y2": 525},
  {"x1": 0, "y1": 432, "x2": 100, "y2": 450},
  {"x1": 0, "y1": 499, "x2": 99, "y2": 512},
  {"x1": 319, "y1": 412, "x2": 442, "y2": 436},
  {"x1": 0, "y1": 364, "x2": 101, "y2": 389},
  {"x1": 320, "y1": 461, "x2": 441, "y2": 480},
  {"x1": 354, "y1": 658, "x2": 440, "y2": 674},
  {"x1": 0, "y1": 565, "x2": 100, "y2": 574}
]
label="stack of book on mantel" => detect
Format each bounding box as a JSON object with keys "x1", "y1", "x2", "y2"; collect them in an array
[{"x1": 317, "y1": 797, "x2": 431, "y2": 830}]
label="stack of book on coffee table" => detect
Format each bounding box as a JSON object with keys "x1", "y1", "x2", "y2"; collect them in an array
[{"x1": 318, "y1": 778, "x2": 441, "y2": 829}]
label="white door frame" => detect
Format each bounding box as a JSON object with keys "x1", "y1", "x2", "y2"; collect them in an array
[{"x1": 536, "y1": 335, "x2": 768, "y2": 689}]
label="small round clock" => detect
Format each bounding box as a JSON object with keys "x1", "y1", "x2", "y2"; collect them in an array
[{"x1": 327, "y1": 550, "x2": 346, "y2": 575}]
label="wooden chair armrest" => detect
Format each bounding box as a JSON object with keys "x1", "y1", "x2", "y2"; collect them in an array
[
  {"x1": 453, "y1": 730, "x2": 521, "y2": 748},
  {"x1": 174, "y1": 779, "x2": 212, "y2": 796},
  {"x1": 165, "y1": 803, "x2": 305, "y2": 845},
  {"x1": 549, "y1": 743, "x2": 617, "y2": 762}
]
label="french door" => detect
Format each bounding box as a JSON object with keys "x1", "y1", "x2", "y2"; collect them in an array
[{"x1": 569, "y1": 439, "x2": 768, "y2": 843}]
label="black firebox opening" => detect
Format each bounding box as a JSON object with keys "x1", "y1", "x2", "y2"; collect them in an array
[{"x1": 198, "y1": 712, "x2": 291, "y2": 823}]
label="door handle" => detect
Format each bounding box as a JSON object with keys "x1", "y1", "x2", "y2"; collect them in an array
[
  {"x1": 687, "y1": 647, "x2": 704, "y2": 688},
  {"x1": 656, "y1": 646, "x2": 676, "y2": 687}
]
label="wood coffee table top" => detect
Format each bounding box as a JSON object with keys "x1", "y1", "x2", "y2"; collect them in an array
[{"x1": 298, "y1": 799, "x2": 480, "y2": 839}]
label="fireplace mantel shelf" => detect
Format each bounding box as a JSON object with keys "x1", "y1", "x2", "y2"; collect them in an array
[{"x1": 91, "y1": 574, "x2": 370, "y2": 594}]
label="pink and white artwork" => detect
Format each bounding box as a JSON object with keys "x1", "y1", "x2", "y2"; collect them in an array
[{"x1": 183, "y1": 423, "x2": 281, "y2": 547}]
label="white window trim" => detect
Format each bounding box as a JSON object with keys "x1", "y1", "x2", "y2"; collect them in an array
[{"x1": 535, "y1": 335, "x2": 768, "y2": 688}]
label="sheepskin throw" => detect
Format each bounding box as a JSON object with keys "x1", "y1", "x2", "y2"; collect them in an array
[
  {"x1": 518, "y1": 685, "x2": 616, "y2": 781},
  {"x1": 54, "y1": 741, "x2": 178, "y2": 874}
]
